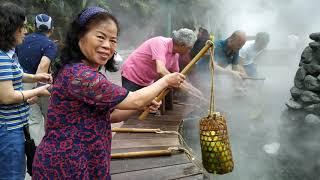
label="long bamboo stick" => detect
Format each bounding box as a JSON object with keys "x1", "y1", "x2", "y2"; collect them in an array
[
  {"x1": 138, "y1": 40, "x2": 214, "y2": 120},
  {"x1": 111, "y1": 127, "x2": 160, "y2": 133},
  {"x1": 242, "y1": 77, "x2": 266, "y2": 81}
]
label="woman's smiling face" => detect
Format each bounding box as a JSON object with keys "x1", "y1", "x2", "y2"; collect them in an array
[{"x1": 79, "y1": 19, "x2": 118, "y2": 69}]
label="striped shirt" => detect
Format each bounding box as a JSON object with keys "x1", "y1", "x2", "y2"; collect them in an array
[{"x1": 0, "y1": 50, "x2": 29, "y2": 130}]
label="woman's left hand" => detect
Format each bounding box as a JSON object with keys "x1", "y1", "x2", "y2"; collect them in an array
[{"x1": 34, "y1": 73, "x2": 53, "y2": 83}]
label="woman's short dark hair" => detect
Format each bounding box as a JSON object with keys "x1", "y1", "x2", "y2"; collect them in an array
[
  {"x1": 0, "y1": 2, "x2": 25, "y2": 52},
  {"x1": 54, "y1": 8, "x2": 120, "y2": 78}
]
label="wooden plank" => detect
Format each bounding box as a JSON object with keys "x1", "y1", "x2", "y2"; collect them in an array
[
  {"x1": 131, "y1": 104, "x2": 192, "y2": 121},
  {"x1": 160, "y1": 96, "x2": 166, "y2": 114},
  {"x1": 113, "y1": 132, "x2": 178, "y2": 140},
  {"x1": 111, "y1": 146, "x2": 174, "y2": 154},
  {"x1": 121, "y1": 124, "x2": 179, "y2": 131},
  {"x1": 165, "y1": 89, "x2": 174, "y2": 110},
  {"x1": 111, "y1": 163, "x2": 201, "y2": 180},
  {"x1": 110, "y1": 153, "x2": 190, "y2": 174},
  {"x1": 111, "y1": 138, "x2": 179, "y2": 150},
  {"x1": 173, "y1": 174, "x2": 205, "y2": 180},
  {"x1": 129, "y1": 114, "x2": 185, "y2": 122},
  {"x1": 124, "y1": 118, "x2": 181, "y2": 126}
]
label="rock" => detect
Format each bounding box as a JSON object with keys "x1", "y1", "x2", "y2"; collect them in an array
[
  {"x1": 300, "y1": 46, "x2": 313, "y2": 64},
  {"x1": 302, "y1": 63, "x2": 320, "y2": 74},
  {"x1": 304, "y1": 75, "x2": 320, "y2": 91},
  {"x1": 294, "y1": 67, "x2": 306, "y2": 88},
  {"x1": 281, "y1": 109, "x2": 307, "y2": 121},
  {"x1": 295, "y1": 67, "x2": 307, "y2": 80},
  {"x1": 305, "y1": 114, "x2": 320, "y2": 124},
  {"x1": 285, "y1": 99, "x2": 303, "y2": 110},
  {"x1": 313, "y1": 50, "x2": 320, "y2": 61},
  {"x1": 309, "y1": 42, "x2": 320, "y2": 51},
  {"x1": 294, "y1": 67, "x2": 307, "y2": 89},
  {"x1": 290, "y1": 86, "x2": 303, "y2": 100},
  {"x1": 305, "y1": 103, "x2": 320, "y2": 113},
  {"x1": 300, "y1": 90, "x2": 320, "y2": 103},
  {"x1": 309, "y1": 32, "x2": 320, "y2": 42},
  {"x1": 294, "y1": 79, "x2": 304, "y2": 89}
]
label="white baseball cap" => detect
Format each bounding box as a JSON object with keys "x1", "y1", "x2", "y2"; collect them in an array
[{"x1": 35, "y1": 14, "x2": 53, "y2": 30}]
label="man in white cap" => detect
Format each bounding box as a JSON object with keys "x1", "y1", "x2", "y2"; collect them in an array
[{"x1": 16, "y1": 14, "x2": 57, "y2": 145}]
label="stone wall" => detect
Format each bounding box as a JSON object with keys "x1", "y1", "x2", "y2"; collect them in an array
[{"x1": 286, "y1": 32, "x2": 320, "y2": 123}]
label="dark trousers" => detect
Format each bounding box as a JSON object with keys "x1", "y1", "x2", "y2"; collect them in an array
[{"x1": 121, "y1": 76, "x2": 145, "y2": 91}]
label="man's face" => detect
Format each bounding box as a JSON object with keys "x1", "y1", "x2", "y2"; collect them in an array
[
  {"x1": 177, "y1": 44, "x2": 193, "y2": 55},
  {"x1": 255, "y1": 41, "x2": 268, "y2": 51},
  {"x1": 229, "y1": 38, "x2": 245, "y2": 52}
]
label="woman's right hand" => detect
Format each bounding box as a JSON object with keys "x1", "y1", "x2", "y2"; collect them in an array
[
  {"x1": 35, "y1": 84, "x2": 51, "y2": 97},
  {"x1": 164, "y1": 72, "x2": 185, "y2": 88}
]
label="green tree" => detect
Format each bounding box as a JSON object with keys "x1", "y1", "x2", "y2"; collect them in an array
[{"x1": 6, "y1": 0, "x2": 222, "y2": 48}]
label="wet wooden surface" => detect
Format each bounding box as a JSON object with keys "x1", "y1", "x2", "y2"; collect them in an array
[{"x1": 110, "y1": 104, "x2": 205, "y2": 180}]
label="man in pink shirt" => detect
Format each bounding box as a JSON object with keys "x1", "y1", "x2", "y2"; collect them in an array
[{"x1": 121, "y1": 28, "x2": 198, "y2": 92}]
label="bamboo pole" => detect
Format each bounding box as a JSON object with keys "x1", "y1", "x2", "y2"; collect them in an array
[
  {"x1": 111, "y1": 127, "x2": 160, "y2": 133},
  {"x1": 138, "y1": 40, "x2": 214, "y2": 120},
  {"x1": 242, "y1": 77, "x2": 266, "y2": 81},
  {"x1": 111, "y1": 149, "x2": 174, "y2": 159}
]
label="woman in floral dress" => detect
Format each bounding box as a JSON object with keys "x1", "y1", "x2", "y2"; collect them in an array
[{"x1": 32, "y1": 7, "x2": 185, "y2": 179}]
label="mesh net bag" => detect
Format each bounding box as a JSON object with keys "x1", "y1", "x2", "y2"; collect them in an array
[
  {"x1": 199, "y1": 45, "x2": 234, "y2": 174},
  {"x1": 199, "y1": 113, "x2": 234, "y2": 174}
]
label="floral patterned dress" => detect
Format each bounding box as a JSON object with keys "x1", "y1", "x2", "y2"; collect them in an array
[{"x1": 32, "y1": 63, "x2": 128, "y2": 179}]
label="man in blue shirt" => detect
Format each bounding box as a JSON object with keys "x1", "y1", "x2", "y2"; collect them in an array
[
  {"x1": 214, "y1": 30, "x2": 247, "y2": 78},
  {"x1": 210, "y1": 30, "x2": 247, "y2": 96},
  {"x1": 16, "y1": 14, "x2": 57, "y2": 145}
]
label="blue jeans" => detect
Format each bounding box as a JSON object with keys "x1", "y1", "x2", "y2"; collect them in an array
[{"x1": 0, "y1": 124, "x2": 26, "y2": 180}]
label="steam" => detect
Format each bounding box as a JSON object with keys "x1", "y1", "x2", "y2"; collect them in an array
[
  {"x1": 108, "y1": 0, "x2": 320, "y2": 178},
  {"x1": 180, "y1": 0, "x2": 320, "y2": 179},
  {"x1": 207, "y1": 0, "x2": 320, "y2": 46}
]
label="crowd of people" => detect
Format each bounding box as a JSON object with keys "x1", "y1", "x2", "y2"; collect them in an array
[{"x1": 0, "y1": 2, "x2": 271, "y2": 179}]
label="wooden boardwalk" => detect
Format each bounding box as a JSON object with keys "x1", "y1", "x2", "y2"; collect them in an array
[{"x1": 110, "y1": 104, "x2": 206, "y2": 180}]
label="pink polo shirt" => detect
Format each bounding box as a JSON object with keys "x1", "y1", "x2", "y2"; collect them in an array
[{"x1": 121, "y1": 37, "x2": 180, "y2": 86}]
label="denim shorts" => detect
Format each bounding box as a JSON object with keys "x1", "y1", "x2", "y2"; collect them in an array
[{"x1": 0, "y1": 124, "x2": 26, "y2": 180}]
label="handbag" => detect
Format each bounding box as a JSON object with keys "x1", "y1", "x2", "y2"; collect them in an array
[{"x1": 23, "y1": 126, "x2": 37, "y2": 176}]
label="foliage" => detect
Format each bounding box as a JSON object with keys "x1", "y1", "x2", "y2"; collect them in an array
[{"x1": 6, "y1": 0, "x2": 220, "y2": 47}]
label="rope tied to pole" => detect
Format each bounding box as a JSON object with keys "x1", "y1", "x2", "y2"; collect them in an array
[
  {"x1": 199, "y1": 39, "x2": 235, "y2": 174},
  {"x1": 209, "y1": 44, "x2": 215, "y2": 116}
]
